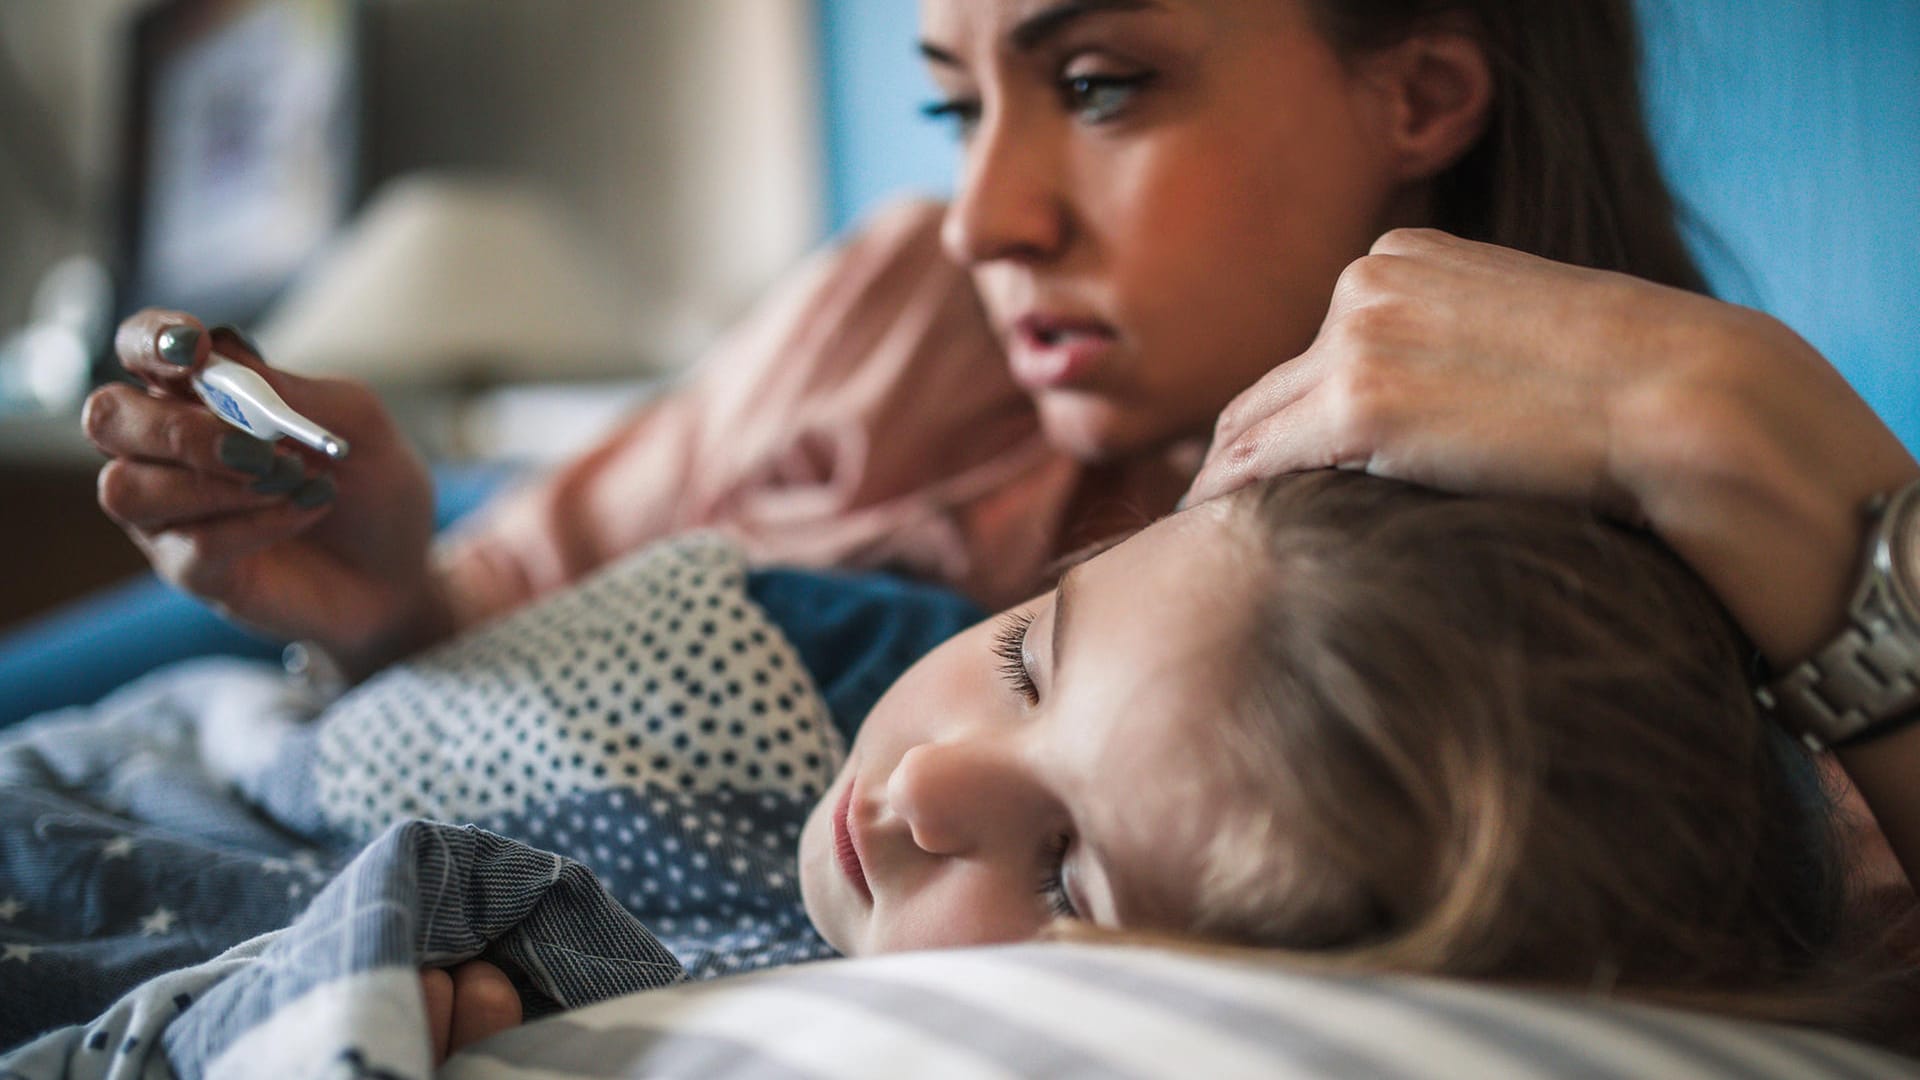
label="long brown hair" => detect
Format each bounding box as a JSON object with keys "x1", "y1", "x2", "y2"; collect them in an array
[
  {"x1": 1070, "y1": 472, "x2": 1913, "y2": 1049},
  {"x1": 1309, "y1": 0, "x2": 1710, "y2": 293}
]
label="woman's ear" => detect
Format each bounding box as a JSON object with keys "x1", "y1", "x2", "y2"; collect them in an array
[{"x1": 1359, "y1": 30, "x2": 1494, "y2": 183}]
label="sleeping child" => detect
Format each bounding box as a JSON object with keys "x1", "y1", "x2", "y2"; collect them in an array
[
  {"x1": 5, "y1": 470, "x2": 1908, "y2": 1073},
  {"x1": 383, "y1": 470, "x2": 1910, "y2": 1061}
]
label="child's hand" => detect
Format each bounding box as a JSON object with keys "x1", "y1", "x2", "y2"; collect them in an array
[{"x1": 420, "y1": 959, "x2": 523, "y2": 1067}]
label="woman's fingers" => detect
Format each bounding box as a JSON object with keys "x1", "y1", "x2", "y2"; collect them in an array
[
  {"x1": 130, "y1": 499, "x2": 334, "y2": 598},
  {"x1": 97, "y1": 458, "x2": 326, "y2": 530},
  {"x1": 1190, "y1": 383, "x2": 1351, "y2": 505},
  {"x1": 1206, "y1": 341, "x2": 1328, "y2": 471},
  {"x1": 84, "y1": 382, "x2": 283, "y2": 472},
  {"x1": 113, "y1": 308, "x2": 210, "y2": 392}
]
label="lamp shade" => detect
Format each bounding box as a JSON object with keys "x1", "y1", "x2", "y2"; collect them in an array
[{"x1": 258, "y1": 174, "x2": 638, "y2": 383}]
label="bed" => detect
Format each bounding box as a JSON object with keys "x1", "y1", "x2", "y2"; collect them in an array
[{"x1": 2, "y1": 536, "x2": 1914, "y2": 1079}]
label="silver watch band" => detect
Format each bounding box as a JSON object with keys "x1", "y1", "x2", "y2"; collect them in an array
[
  {"x1": 1757, "y1": 478, "x2": 1920, "y2": 748},
  {"x1": 1757, "y1": 576, "x2": 1920, "y2": 747}
]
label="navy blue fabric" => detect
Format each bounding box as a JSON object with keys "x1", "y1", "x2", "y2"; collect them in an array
[
  {"x1": 746, "y1": 566, "x2": 984, "y2": 746},
  {"x1": 0, "y1": 463, "x2": 511, "y2": 730}
]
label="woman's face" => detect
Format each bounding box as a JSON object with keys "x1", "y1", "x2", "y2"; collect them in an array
[
  {"x1": 798, "y1": 497, "x2": 1266, "y2": 956},
  {"x1": 920, "y1": 0, "x2": 1415, "y2": 460}
]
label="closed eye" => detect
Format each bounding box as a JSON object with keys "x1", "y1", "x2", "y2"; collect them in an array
[
  {"x1": 991, "y1": 610, "x2": 1039, "y2": 705},
  {"x1": 1039, "y1": 833, "x2": 1079, "y2": 920}
]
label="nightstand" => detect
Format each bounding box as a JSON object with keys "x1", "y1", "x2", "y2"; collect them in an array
[{"x1": 0, "y1": 411, "x2": 147, "y2": 632}]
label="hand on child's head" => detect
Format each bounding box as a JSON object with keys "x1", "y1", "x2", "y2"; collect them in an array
[{"x1": 420, "y1": 959, "x2": 522, "y2": 1067}]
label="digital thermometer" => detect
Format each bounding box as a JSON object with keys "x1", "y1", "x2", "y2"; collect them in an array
[{"x1": 191, "y1": 354, "x2": 349, "y2": 460}]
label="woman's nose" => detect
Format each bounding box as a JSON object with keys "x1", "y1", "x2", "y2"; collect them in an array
[
  {"x1": 886, "y1": 737, "x2": 1039, "y2": 857},
  {"x1": 940, "y1": 109, "x2": 1067, "y2": 268}
]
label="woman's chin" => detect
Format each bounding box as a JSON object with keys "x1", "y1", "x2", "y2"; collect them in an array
[{"x1": 1035, "y1": 395, "x2": 1176, "y2": 464}]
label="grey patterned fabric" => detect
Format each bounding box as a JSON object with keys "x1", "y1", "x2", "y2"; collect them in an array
[{"x1": 4, "y1": 820, "x2": 686, "y2": 1080}]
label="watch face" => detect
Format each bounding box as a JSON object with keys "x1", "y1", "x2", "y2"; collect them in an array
[{"x1": 1893, "y1": 485, "x2": 1920, "y2": 612}]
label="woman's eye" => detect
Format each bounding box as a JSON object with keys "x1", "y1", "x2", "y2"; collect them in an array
[
  {"x1": 1059, "y1": 72, "x2": 1152, "y2": 124},
  {"x1": 921, "y1": 97, "x2": 981, "y2": 140}
]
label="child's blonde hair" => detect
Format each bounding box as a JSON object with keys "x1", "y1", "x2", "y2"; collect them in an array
[{"x1": 1066, "y1": 472, "x2": 1915, "y2": 1049}]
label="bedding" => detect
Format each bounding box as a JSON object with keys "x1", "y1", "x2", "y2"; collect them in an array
[
  {"x1": 0, "y1": 536, "x2": 977, "y2": 1078},
  {"x1": 441, "y1": 942, "x2": 1920, "y2": 1080},
  {"x1": 1, "y1": 532, "x2": 1912, "y2": 1079}
]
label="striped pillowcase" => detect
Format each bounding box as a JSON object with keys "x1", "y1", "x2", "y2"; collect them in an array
[{"x1": 442, "y1": 942, "x2": 1916, "y2": 1079}]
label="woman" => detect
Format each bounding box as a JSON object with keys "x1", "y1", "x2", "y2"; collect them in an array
[{"x1": 88, "y1": 2, "x2": 1919, "y2": 869}]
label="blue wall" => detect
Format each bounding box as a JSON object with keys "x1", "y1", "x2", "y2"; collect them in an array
[
  {"x1": 814, "y1": 0, "x2": 956, "y2": 233},
  {"x1": 813, "y1": 1, "x2": 1918, "y2": 453},
  {"x1": 1639, "y1": 0, "x2": 1919, "y2": 455}
]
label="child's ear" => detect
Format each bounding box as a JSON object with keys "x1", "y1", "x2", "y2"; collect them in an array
[{"x1": 1357, "y1": 29, "x2": 1494, "y2": 183}]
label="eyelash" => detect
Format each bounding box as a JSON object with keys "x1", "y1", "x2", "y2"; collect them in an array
[
  {"x1": 920, "y1": 70, "x2": 1155, "y2": 139},
  {"x1": 920, "y1": 96, "x2": 980, "y2": 138},
  {"x1": 991, "y1": 610, "x2": 1039, "y2": 705},
  {"x1": 989, "y1": 614, "x2": 1076, "y2": 919},
  {"x1": 1061, "y1": 71, "x2": 1153, "y2": 123},
  {"x1": 1039, "y1": 833, "x2": 1078, "y2": 920}
]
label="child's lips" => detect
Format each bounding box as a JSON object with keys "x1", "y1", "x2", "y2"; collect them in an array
[{"x1": 833, "y1": 776, "x2": 872, "y2": 904}]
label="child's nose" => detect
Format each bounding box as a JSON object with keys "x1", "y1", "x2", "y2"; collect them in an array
[{"x1": 886, "y1": 737, "x2": 1038, "y2": 857}]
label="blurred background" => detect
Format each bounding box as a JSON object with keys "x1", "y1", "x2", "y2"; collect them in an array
[{"x1": 0, "y1": 0, "x2": 1915, "y2": 634}]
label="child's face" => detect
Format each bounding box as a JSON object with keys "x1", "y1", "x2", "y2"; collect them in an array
[
  {"x1": 920, "y1": 0, "x2": 1415, "y2": 460},
  {"x1": 799, "y1": 498, "x2": 1263, "y2": 955}
]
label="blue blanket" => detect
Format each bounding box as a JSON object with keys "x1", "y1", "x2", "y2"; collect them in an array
[
  {"x1": 0, "y1": 662, "x2": 701, "y2": 1079},
  {"x1": 0, "y1": 539, "x2": 982, "y2": 1079}
]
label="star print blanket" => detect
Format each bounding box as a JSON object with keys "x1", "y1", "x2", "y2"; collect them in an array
[{"x1": 0, "y1": 536, "x2": 979, "y2": 1079}]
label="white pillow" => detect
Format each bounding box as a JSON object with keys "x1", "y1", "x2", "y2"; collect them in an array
[{"x1": 441, "y1": 942, "x2": 1917, "y2": 1079}]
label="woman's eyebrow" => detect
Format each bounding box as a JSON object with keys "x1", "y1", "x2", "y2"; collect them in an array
[
  {"x1": 1010, "y1": 0, "x2": 1163, "y2": 51},
  {"x1": 919, "y1": 0, "x2": 1165, "y2": 68}
]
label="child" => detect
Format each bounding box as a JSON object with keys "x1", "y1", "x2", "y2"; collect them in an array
[{"x1": 392, "y1": 471, "x2": 1907, "y2": 1061}]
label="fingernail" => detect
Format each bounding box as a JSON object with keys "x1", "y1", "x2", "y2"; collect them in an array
[
  {"x1": 251, "y1": 454, "x2": 306, "y2": 495},
  {"x1": 218, "y1": 433, "x2": 277, "y2": 477},
  {"x1": 291, "y1": 476, "x2": 336, "y2": 509},
  {"x1": 157, "y1": 326, "x2": 201, "y2": 366},
  {"x1": 209, "y1": 323, "x2": 264, "y2": 360}
]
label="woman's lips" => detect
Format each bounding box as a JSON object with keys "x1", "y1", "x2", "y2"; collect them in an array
[
  {"x1": 1009, "y1": 315, "x2": 1118, "y2": 391},
  {"x1": 833, "y1": 775, "x2": 872, "y2": 903}
]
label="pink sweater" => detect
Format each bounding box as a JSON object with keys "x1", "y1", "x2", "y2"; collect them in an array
[{"x1": 436, "y1": 201, "x2": 1198, "y2": 627}]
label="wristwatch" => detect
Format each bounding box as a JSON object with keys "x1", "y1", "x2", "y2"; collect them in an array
[{"x1": 1757, "y1": 474, "x2": 1920, "y2": 749}]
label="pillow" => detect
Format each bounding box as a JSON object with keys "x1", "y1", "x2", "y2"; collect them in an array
[{"x1": 441, "y1": 942, "x2": 1917, "y2": 1079}]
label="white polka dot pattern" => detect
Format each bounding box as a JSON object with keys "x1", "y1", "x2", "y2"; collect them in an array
[{"x1": 315, "y1": 535, "x2": 844, "y2": 841}]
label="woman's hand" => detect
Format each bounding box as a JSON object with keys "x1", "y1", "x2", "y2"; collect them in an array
[
  {"x1": 85, "y1": 309, "x2": 450, "y2": 678},
  {"x1": 1187, "y1": 228, "x2": 1919, "y2": 667},
  {"x1": 421, "y1": 959, "x2": 523, "y2": 1066}
]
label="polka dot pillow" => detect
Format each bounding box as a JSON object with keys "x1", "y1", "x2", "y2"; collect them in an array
[{"x1": 314, "y1": 534, "x2": 845, "y2": 841}]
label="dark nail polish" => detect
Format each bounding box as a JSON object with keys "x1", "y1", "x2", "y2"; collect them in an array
[
  {"x1": 251, "y1": 454, "x2": 305, "y2": 495},
  {"x1": 291, "y1": 476, "x2": 336, "y2": 509},
  {"x1": 209, "y1": 323, "x2": 264, "y2": 360},
  {"x1": 217, "y1": 433, "x2": 277, "y2": 477},
  {"x1": 157, "y1": 326, "x2": 201, "y2": 366}
]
